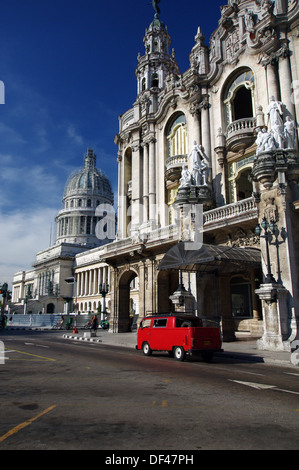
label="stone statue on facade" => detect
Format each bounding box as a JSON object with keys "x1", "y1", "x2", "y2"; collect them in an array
[
  {"x1": 189, "y1": 141, "x2": 208, "y2": 186},
  {"x1": 192, "y1": 161, "x2": 201, "y2": 186},
  {"x1": 244, "y1": 8, "x2": 255, "y2": 33},
  {"x1": 267, "y1": 96, "x2": 285, "y2": 148},
  {"x1": 152, "y1": 0, "x2": 161, "y2": 16},
  {"x1": 256, "y1": 127, "x2": 276, "y2": 154},
  {"x1": 179, "y1": 165, "x2": 192, "y2": 188},
  {"x1": 284, "y1": 116, "x2": 296, "y2": 149},
  {"x1": 255, "y1": 97, "x2": 297, "y2": 153}
]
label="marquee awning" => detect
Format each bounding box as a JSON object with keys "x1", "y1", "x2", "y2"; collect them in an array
[{"x1": 158, "y1": 242, "x2": 261, "y2": 273}]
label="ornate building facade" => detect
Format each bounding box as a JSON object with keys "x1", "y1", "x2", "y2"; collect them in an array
[
  {"x1": 11, "y1": 0, "x2": 299, "y2": 351},
  {"x1": 106, "y1": 0, "x2": 299, "y2": 350}
]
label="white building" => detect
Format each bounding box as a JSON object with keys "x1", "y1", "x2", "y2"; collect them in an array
[{"x1": 12, "y1": 149, "x2": 114, "y2": 315}]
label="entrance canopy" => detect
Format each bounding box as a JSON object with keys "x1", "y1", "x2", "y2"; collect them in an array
[{"x1": 158, "y1": 242, "x2": 261, "y2": 274}]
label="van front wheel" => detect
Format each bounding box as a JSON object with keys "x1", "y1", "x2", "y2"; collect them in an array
[
  {"x1": 142, "y1": 342, "x2": 152, "y2": 356},
  {"x1": 173, "y1": 346, "x2": 185, "y2": 361}
]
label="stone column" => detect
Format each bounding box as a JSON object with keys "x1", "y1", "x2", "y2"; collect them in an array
[
  {"x1": 76, "y1": 272, "x2": 80, "y2": 297},
  {"x1": 142, "y1": 143, "x2": 149, "y2": 223},
  {"x1": 148, "y1": 137, "x2": 156, "y2": 224},
  {"x1": 81, "y1": 272, "x2": 84, "y2": 297},
  {"x1": 255, "y1": 282, "x2": 289, "y2": 351},
  {"x1": 278, "y1": 50, "x2": 296, "y2": 118},
  {"x1": 144, "y1": 258, "x2": 156, "y2": 316},
  {"x1": 131, "y1": 142, "x2": 142, "y2": 233},
  {"x1": 200, "y1": 95, "x2": 212, "y2": 171},
  {"x1": 84, "y1": 271, "x2": 88, "y2": 296},
  {"x1": 108, "y1": 267, "x2": 119, "y2": 333},
  {"x1": 116, "y1": 150, "x2": 127, "y2": 239},
  {"x1": 265, "y1": 62, "x2": 280, "y2": 103},
  {"x1": 138, "y1": 261, "x2": 146, "y2": 320}
]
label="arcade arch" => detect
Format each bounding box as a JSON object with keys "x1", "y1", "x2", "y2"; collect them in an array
[{"x1": 118, "y1": 269, "x2": 139, "y2": 332}]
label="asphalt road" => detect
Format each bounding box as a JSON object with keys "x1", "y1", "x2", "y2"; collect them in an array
[{"x1": 0, "y1": 330, "x2": 299, "y2": 451}]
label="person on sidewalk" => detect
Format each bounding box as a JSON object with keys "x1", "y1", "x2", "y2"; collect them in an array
[{"x1": 91, "y1": 315, "x2": 98, "y2": 331}]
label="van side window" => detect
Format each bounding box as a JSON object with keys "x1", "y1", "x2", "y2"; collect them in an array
[
  {"x1": 176, "y1": 318, "x2": 200, "y2": 327},
  {"x1": 153, "y1": 319, "x2": 167, "y2": 328}
]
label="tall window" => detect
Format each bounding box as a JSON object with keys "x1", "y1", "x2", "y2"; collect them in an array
[
  {"x1": 165, "y1": 113, "x2": 187, "y2": 224},
  {"x1": 166, "y1": 114, "x2": 187, "y2": 159},
  {"x1": 151, "y1": 73, "x2": 159, "y2": 88},
  {"x1": 227, "y1": 154, "x2": 255, "y2": 203},
  {"x1": 224, "y1": 69, "x2": 255, "y2": 126}
]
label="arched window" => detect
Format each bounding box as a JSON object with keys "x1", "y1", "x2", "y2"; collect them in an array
[
  {"x1": 233, "y1": 87, "x2": 253, "y2": 121},
  {"x1": 166, "y1": 113, "x2": 187, "y2": 159},
  {"x1": 224, "y1": 69, "x2": 255, "y2": 127},
  {"x1": 165, "y1": 113, "x2": 187, "y2": 224},
  {"x1": 227, "y1": 155, "x2": 255, "y2": 203}
]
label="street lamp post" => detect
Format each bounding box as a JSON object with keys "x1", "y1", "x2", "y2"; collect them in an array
[
  {"x1": 255, "y1": 216, "x2": 276, "y2": 284},
  {"x1": 99, "y1": 283, "x2": 109, "y2": 321}
]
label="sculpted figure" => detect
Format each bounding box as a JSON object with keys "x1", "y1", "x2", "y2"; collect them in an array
[
  {"x1": 244, "y1": 9, "x2": 254, "y2": 32},
  {"x1": 189, "y1": 141, "x2": 208, "y2": 186},
  {"x1": 256, "y1": 128, "x2": 268, "y2": 154},
  {"x1": 152, "y1": 0, "x2": 161, "y2": 16},
  {"x1": 284, "y1": 116, "x2": 296, "y2": 149},
  {"x1": 179, "y1": 165, "x2": 192, "y2": 188},
  {"x1": 256, "y1": 127, "x2": 276, "y2": 154},
  {"x1": 200, "y1": 158, "x2": 208, "y2": 186},
  {"x1": 267, "y1": 96, "x2": 285, "y2": 148},
  {"x1": 189, "y1": 141, "x2": 205, "y2": 167},
  {"x1": 192, "y1": 161, "x2": 201, "y2": 186}
]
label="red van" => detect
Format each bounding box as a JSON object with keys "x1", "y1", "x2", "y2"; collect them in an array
[{"x1": 136, "y1": 314, "x2": 222, "y2": 362}]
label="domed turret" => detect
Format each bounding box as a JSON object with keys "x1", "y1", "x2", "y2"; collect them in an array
[
  {"x1": 135, "y1": 12, "x2": 180, "y2": 95},
  {"x1": 55, "y1": 149, "x2": 114, "y2": 247}
]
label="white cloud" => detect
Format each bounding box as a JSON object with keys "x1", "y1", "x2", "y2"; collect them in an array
[
  {"x1": 0, "y1": 207, "x2": 57, "y2": 287},
  {"x1": 0, "y1": 153, "x2": 64, "y2": 212},
  {"x1": 66, "y1": 124, "x2": 83, "y2": 145},
  {"x1": 0, "y1": 152, "x2": 64, "y2": 288}
]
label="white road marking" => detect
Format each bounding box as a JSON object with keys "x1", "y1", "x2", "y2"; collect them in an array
[{"x1": 229, "y1": 379, "x2": 299, "y2": 395}]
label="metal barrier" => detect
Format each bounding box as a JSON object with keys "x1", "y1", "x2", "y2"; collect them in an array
[{"x1": 4, "y1": 314, "x2": 93, "y2": 329}]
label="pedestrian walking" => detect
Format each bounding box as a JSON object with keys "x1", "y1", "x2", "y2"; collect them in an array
[{"x1": 91, "y1": 314, "x2": 98, "y2": 331}]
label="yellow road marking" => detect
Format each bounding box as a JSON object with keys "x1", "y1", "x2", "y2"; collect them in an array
[
  {"x1": 0, "y1": 405, "x2": 57, "y2": 443},
  {"x1": 11, "y1": 349, "x2": 56, "y2": 362},
  {"x1": 152, "y1": 400, "x2": 168, "y2": 407}
]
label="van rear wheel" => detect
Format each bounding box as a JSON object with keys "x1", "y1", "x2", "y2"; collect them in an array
[
  {"x1": 173, "y1": 346, "x2": 185, "y2": 361},
  {"x1": 142, "y1": 342, "x2": 152, "y2": 356}
]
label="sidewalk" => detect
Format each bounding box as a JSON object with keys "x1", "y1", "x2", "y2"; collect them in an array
[{"x1": 62, "y1": 330, "x2": 298, "y2": 369}]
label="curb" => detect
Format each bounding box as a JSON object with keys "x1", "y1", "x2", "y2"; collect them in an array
[{"x1": 62, "y1": 334, "x2": 102, "y2": 343}]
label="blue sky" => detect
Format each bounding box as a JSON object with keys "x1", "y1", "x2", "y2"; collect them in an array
[{"x1": 0, "y1": 0, "x2": 224, "y2": 287}]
